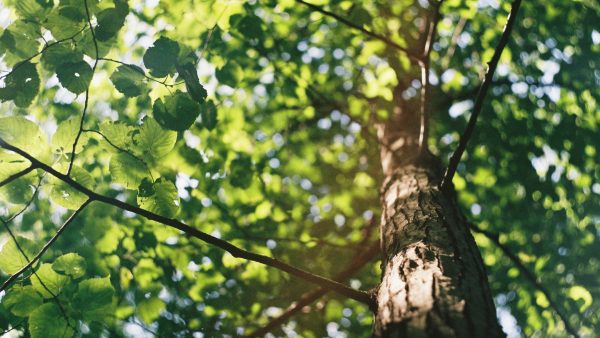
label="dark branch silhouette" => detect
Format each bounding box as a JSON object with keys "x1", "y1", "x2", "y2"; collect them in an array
[
  {"x1": 247, "y1": 241, "x2": 380, "y2": 338},
  {"x1": 0, "y1": 165, "x2": 35, "y2": 188},
  {"x1": 0, "y1": 200, "x2": 91, "y2": 293},
  {"x1": 295, "y1": 0, "x2": 420, "y2": 63},
  {"x1": 67, "y1": 0, "x2": 100, "y2": 176},
  {"x1": 441, "y1": 0, "x2": 522, "y2": 188},
  {"x1": 0, "y1": 138, "x2": 373, "y2": 306},
  {"x1": 470, "y1": 223, "x2": 580, "y2": 337}
]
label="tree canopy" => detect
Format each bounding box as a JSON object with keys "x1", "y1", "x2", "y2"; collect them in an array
[{"x1": 0, "y1": 0, "x2": 598, "y2": 337}]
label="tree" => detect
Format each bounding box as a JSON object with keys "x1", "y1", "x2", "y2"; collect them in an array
[{"x1": 0, "y1": 0, "x2": 597, "y2": 336}]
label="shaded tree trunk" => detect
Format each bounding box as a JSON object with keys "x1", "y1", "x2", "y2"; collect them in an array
[{"x1": 372, "y1": 106, "x2": 504, "y2": 337}]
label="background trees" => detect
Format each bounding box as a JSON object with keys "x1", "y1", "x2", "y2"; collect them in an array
[{"x1": 0, "y1": 0, "x2": 598, "y2": 337}]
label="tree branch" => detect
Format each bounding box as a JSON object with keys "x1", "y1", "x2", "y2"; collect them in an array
[
  {"x1": 0, "y1": 218, "x2": 76, "y2": 329},
  {"x1": 418, "y1": 0, "x2": 444, "y2": 151},
  {"x1": 0, "y1": 200, "x2": 91, "y2": 293},
  {"x1": 469, "y1": 223, "x2": 580, "y2": 338},
  {"x1": 440, "y1": 0, "x2": 522, "y2": 188},
  {"x1": 246, "y1": 241, "x2": 380, "y2": 338},
  {"x1": 67, "y1": 0, "x2": 99, "y2": 176},
  {"x1": 0, "y1": 26, "x2": 87, "y2": 81},
  {"x1": 0, "y1": 165, "x2": 35, "y2": 188},
  {"x1": 294, "y1": 0, "x2": 420, "y2": 63},
  {"x1": 0, "y1": 138, "x2": 374, "y2": 306}
]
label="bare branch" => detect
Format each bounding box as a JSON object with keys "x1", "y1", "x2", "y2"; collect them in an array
[
  {"x1": 470, "y1": 223, "x2": 580, "y2": 338},
  {"x1": 246, "y1": 241, "x2": 380, "y2": 338},
  {"x1": 441, "y1": 0, "x2": 522, "y2": 188},
  {"x1": 294, "y1": 0, "x2": 420, "y2": 63},
  {"x1": 0, "y1": 138, "x2": 374, "y2": 306},
  {"x1": 0, "y1": 200, "x2": 91, "y2": 293}
]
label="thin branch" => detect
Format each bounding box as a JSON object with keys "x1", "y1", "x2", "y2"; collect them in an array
[
  {"x1": 0, "y1": 139, "x2": 373, "y2": 306},
  {"x1": 82, "y1": 129, "x2": 154, "y2": 180},
  {"x1": 294, "y1": 0, "x2": 420, "y2": 63},
  {"x1": 0, "y1": 26, "x2": 87, "y2": 81},
  {"x1": 67, "y1": 0, "x2": 99, "y2": 176},
  {"x1": 441, "y1": 17, "x2": 467, "y2": 69},
  {"x1": 470, "y1": 223, "x2": 580, "y2": 338},
  {"x1": 98, "y1": 58, "x2": 183, "y2": 87},
  {"x1": 0, "y1": 165, "x2": 35, "y2": 188},
  {"x1": 440, "y1": 0, "x2": 522, "y2": 188},
  {"x1": 0, "y1": 218, "x2": 75, "y2": 330},
  {"x1": 418, "y1": 0, "x2": 444, "y2": 151},
  {"x1": 0, "y1": 200, "x2": 91, "y2": 293},
  {"x1": 3, "y1": 172, "x2": 45, "y2": 223},
  {"x1": 246, "y1": 241, "x2": 380, "y2": 337}
]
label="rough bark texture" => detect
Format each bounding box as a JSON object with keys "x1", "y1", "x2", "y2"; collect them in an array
[{"x1": 373, "y1": 108, "x2": 504, "y2": 337}]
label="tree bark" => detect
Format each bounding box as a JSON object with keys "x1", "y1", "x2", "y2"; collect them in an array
[{"x1": 373, "y1": 108, "x2": 504, "y2": 337}]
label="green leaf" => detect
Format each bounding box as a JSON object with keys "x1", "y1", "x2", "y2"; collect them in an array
[
  {"x1": 236, "y1": 15, "x2": 263, "y2": 40},
  {"x1": 0, "y1": 236, "x2": 38, "y2": 274},
  {"x1": 31, "y1": 263, "x2": 69, "y2": 298},
  {"x1": 0, "y1": 21, "x2": 41, "y2": 63},
  {"x1": 41, "y1": 42, "x2": 84, "y2": 71},
  {"x1": 99, "y1": 120, "x2": 135, "y2": 150},
  {"x1": 0, "y1": 62, "x2": 40, "y2": 107},
  {"x1": 137, "y1": 178, "x2": 180, "y2": 218},
  {"x1": 109, "y1": 64, "x2": 148, "y2": 97},
  {"x1": 56, "y1": 61, "x2": 93, "y2": 94},
  {"x1": 15, "y1": 0, "x2": 52, "y2": 20},
  {"x1": 43, "y1": 9, "x2": 84, "y2": 40},
  {"x1": 0, "y1": 116, "x2": 48, "y2": 157},
  {"x1": 0, "y1": 172, "x2": 35, "y2": 204},
  {"x1": 52, "y1": 252, "x2": 87, "y2": 279},
  {"x1": 153, "y1": 91, "x2": 201, "y2": 131},
  {"x1": 51, "y1": 118, "x2": 89, "y2": 155},
  {"x1": 29, "y1": 303, "x2": 74, "y2": 338},
  {"x1": 0, "y1": 151, "x2": 30, "y2": 182},
  {"x1": 2, "y1": 285, "x2": 43, "y2": 317},
  {"x1": 137, "y1": 297, "x2": 165, "y2": 324},
  {"x1": 133, "y1": 117, "x2": 177, "y2": 162},
  {"x1": 200, "y1": 100, "x2": 218, "y2": 131},
  {"x1": 73, "y1": 276, "x2": 115, "y2": 320},
  {"x1": 230, "y1": 155, "x2": 253, "y2": 189},
  {"x1": 109, "y1": 152, "x2": 150, "y2": 189},
  {"x1": 95, "y1": 3, "x2": 128, "y2": 41},
  {"x1": 175, "y1": 63, "x2": 207, "y2": 103},
  {"x1": 143, "y1": 36, "x2": 180, "y2": 78},
  {"x1": 49, "y1": 165, "x2": 93, "y2": 209},
  {"x1": 568, "y1": 285, "x2": 593, "y2": 311},
  {"x1": 349, "y1": 6, "x2": 373, "y2": 27}
]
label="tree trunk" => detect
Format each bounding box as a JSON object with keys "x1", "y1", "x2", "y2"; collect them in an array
[{"x1": 372, "y1": 108, "x2": 505, "y2": 337}]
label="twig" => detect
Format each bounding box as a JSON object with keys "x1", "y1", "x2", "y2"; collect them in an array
[
  {"x1": 0, "y1": 138, "x2": 373, "y2": 306},
  {"x1": 440, "y1": 0, "x2": 522, "y2": 188},
  {"x1": 4, "y1": 172, "x2": 45, "y2": 223},
  {"x1": 0, "y1": 27, "x2": 87, "y2": 81},
  {"x1": 67, "y1": 0, "x2": 100, "y2": 176},
  {"x1": 82, "y1": 128, "x2": 154, "y2": 180},
  {"x1": 469, "y1": 223, "x2": 580, "y2": 338},
  {"x1": 294, "y1": 0, "x2": 420, "y2": 63},
  {"x1": 418, "y1": 0, "x2": 444, "y2": 151},
  {"x1": 246, "y1": 241, "x2": 380, "y2": 337},
  {"x1": 98, "y1": 58, "x2": 183, "y2": 87},
  {"x1": 0, "y1": 165, "x2": 35, "y2": 188},
  {"x1": 0, "y1": 200, "x2": 91, "y2": 293},
  {"x1": 0, "y1": 218, "x2": 75, "y2": 330}
]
